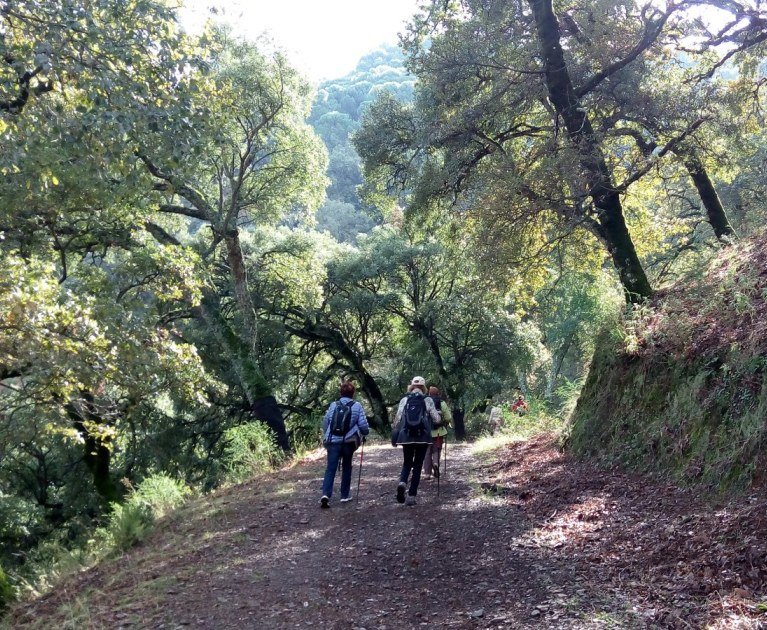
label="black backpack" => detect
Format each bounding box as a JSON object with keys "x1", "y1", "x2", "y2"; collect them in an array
[
  {"x1": 403, "y1": 393, "x2": 429, "y2": 437},
  {"x1": 428, "y1": 395, "x2": 443, "y2": 427},
  {"x1": 329, "y1": 400, "x2": 355, "y2": 437}
]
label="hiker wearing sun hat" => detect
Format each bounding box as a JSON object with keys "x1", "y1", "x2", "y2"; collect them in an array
[{"x1": 391, "y1": 376, "x2": 441, "y2": 506}]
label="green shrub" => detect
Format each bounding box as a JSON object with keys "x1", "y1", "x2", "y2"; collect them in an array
[
  {"x1": 9, "y1": 474, "x2": 192, "y2": 599},
  {"x1": 463, "y1": 411, "x2": 492, "y2": 439},
  {"x1": 15, "y1": 538, "x2": 91, "y2": 597},
  {"x1": 106, "y1": 502, "x2": 153, "y2": 552},
  {"x1": 130, "y1": 474, "x2": 191, "y2": 519},
  {"x1": 500, "y1": 398, "x2": 564, "y2": 438},
  {"x1": 222, "y1": 422, "x2": 284, "y2": 483},
  {"x1": 0, "y1": 564, "x2": 14, "y2": 610},
  {"x1": 286, "y1": 413, "x2": 323, "y2": 453},
  {"x1": 0, "y1": 493, "x2": 46, "y2": 569},
  {"x1": 105, "y1": 473, "x2": 191, "y2": 552}
]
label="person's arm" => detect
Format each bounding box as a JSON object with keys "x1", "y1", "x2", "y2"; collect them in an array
[
  {"x1": 322, "y1": 402, "x2": 335, "y2": 434},
  {"x1": 355, "y1": 402, "x2": 370, "y2": 436},
  {"x1": 425, "y1": 397, "x2": 440, "y2": 424},
  {"x1": 391, "y1": 397, "x2": 406, "y2": 446},
  {"x1": 441, "y1": 401, "x2": 453, "y2": 427},
  {"x1": 394, "y1": 397, "x2": 406, "y2": 426}
]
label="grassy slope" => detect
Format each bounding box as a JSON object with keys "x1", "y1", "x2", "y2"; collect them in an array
[{"x1": 569, "y1": 233, "x2": 767, "y2": 488}]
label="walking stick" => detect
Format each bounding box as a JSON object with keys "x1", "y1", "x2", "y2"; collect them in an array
[
  {"x1": 436, "y1": 443, "x2": 441, "y2": 499},
  {"x1": 355, "y1": 440, "x2": 365, "y2": 501},
  {"x1": 443, "y1": 433, "x2": 448, "y2": 479}
]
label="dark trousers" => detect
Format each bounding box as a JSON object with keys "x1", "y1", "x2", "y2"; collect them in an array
[
  {"x1": 322, "y1": 441, "x2": 357, "y2": 499},
  {"x1": 400, "y1": 444, "x2": 429, "y2": 496}
]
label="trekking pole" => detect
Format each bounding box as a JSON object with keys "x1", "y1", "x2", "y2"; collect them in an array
[
  {"x1": 436, "y1": 445, "x2": 441, "y2": 499},
  {"x1": 443, "y1": 434, "x2": 448, "y2": 479},
  {"x1": 355, "y1": 440, "x2": 365, "y2": 501}
]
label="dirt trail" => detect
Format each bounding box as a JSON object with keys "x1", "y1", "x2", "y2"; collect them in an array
[{"x1": 7, "y1": 435, "x2": 767, "y2": 629}]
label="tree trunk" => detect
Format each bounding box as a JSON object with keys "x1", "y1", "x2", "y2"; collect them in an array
[
  {"x1": 528, "y1": 0, "x2": 652, "y2": 302},
  {"x1": 252, "y1": 395, "x2": 290, "y2": 451},
  {"x1": 66, "y1": 394, "x2": 119, "y2": 505},
  {"x1": 196, "y1": 295, "x2": 272, "y2": 404},
  {"x1": 412, "y1": 318, "x2": 448, "y2": 382},
  {"x1": 195, "y1": 296, "x2": 291, "y2": 451},
  {"x1": 224, "y1": 230, "x2": 258, "y2": 341},
  {"x1": 358, "y1": 370, "x2": 390, "y2": 431},
  {"x1": 545, "y1": 333, "x2": 574, "y2": 399},
  {"x1": 680, "y1": 151, "x2": 737, "y2": 241},
  {"x1": 452, "y1": 407, "x2": 466, "y2": 441}
]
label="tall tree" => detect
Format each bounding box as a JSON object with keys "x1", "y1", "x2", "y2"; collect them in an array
[
  {"x1": 0, "y1": 0, "x2": 209, "y2": 503},
  {"x1": 358, "y1": 0, "x2": 765, "y2": 301},
  {"x1": 136, "y1": 33, "x2": 327, "y2": 450},
  {"x1": 527, "y1": 0, "x2": 657, "y2": 300}
]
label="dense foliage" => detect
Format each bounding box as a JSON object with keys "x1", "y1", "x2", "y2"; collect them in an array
[
  {"x1": 355, "y1": 0, "x2": 767, "y2": 301},
  {"x1": 309, "y1": 44, "x2": 414, "y2": 242},
  {"x1": 1, "y1": 0, "x2": 766, "y2": 609}
]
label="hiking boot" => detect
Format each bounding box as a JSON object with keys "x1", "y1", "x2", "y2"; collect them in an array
[
  {"x1": 320, "y1": 496, "x2": 330, "y2": 509},
  {"x1": 340, "y1": 496, "x2": 353, "y2": 503},
  {"x1": 405, "y1": 495, "x2": 417, "y2": 506},
  {"x1": 396, "y1": 482, "x2": 406, "y2": 504},
  {"x1": 432, "y1": 464, "x2": 441, "y2": 479}
]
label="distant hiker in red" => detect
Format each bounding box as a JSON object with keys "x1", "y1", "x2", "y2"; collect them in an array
[
  {"x1": 422, "y1": 386, "x2": 452, "y2": 480},
  {"x1": 511, "y1": 393, "x2": 529, "y2": 416},
  {"x1": 391, "y1": 376, "x2": 441, "y2": 506},
  {"x1": 320, "y1": 381, "x2": 369, "y2": 508}
]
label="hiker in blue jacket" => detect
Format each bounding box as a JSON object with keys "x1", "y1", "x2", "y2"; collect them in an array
[
  {"x1": 391, "y1": 376, "x2": 441, "y2": 506},
  {"x1": 320, "y1": 381, "x2": 369, "y2": 508}
]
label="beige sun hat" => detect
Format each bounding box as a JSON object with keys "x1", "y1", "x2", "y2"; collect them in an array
[{"x1": 408, "y1": 375, "x2": 427, "y2": 392}]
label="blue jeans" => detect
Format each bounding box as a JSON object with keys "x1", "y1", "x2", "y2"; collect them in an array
[{"x1": 322, "y1": 441, "x2": 357, "y2": 499}]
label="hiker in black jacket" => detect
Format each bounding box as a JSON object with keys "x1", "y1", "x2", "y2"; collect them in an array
[{"x1": 391, "y1": 376, "x2": 441, "y2": 506}]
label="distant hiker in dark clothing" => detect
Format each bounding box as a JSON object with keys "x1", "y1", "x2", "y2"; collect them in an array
[
  {"x1": 320, "y1": 381, "x2": 369, "y2": 508},
  {"x1": 391, "y1": 376, "x2": 441, "y2": 506},
  {"x1": 422, "y1": 386, "x2": 452, "y2": 480}
]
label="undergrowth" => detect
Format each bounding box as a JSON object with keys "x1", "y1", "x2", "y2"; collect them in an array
[
  {"x1": 470, "y1": 397, "x2": 568, "y2": 455},
  {"x1": 11, "y1": 474, "x2": 192, "y2": 600},
  {"x1": 570, "y1": 234, "x2": 767, "y2": 490},
  {"x1": 0, "y1": 567, "x2": 12, "y2": 611},
  {"x1": 222, "y1": 422, "x2": 286, "y2": 483},
  {"x1": 4, "y1": 423, "x2": 286, "y2": 613}
]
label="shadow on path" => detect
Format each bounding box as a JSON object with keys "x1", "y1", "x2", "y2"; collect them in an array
[{"x1": 9, "y1": 435, "x2": 765, "y2": 629}]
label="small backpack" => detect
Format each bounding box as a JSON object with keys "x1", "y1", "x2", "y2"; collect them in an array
[
  {"x1": 403, "y1": 393, "x2": 428, "y2": 437},
  {"x1": 428, "y1": 395, "x2": 443, "y2": 427},
  {"x1": 329, "y1": 400, "x2": 355, "y2": 437}
]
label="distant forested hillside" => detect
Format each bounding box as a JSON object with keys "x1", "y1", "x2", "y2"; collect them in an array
[{"x1": 309, "y1": 44, "x2": 414, "y2": 242}]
